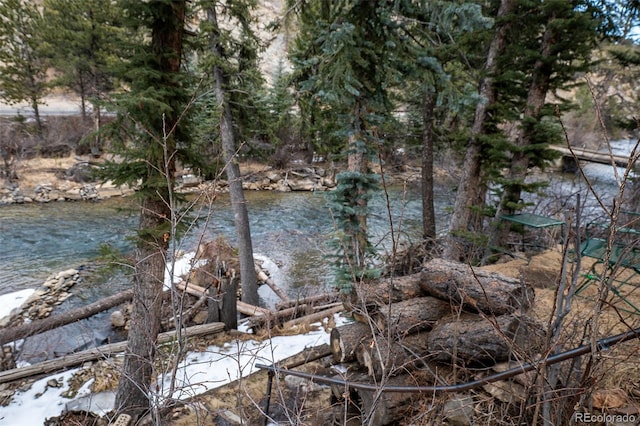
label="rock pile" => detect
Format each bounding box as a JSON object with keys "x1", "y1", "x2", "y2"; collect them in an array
[
  {"x1": 0, "y1": 183, "x2": 133, "y2": 205},
  {"x1": 0, "y1": 269, "x2": 81, "y2": 328}
]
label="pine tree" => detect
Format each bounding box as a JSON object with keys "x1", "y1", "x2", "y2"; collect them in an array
[
  {"x1": 0, "y1": 0, "x2": 49, "y2": 133},
  {"x1": 491, "y1": 0, "x2": 603, "y2": 249},
  {"x1": 105, "y1": 0, "x2": 191, "y2": 420},
  {"x1": 291, "y1": 1, "x2": 409, "y2": 296},
  {"x1": 41, "y1": 0, "x2": 123, "y2": 155}
]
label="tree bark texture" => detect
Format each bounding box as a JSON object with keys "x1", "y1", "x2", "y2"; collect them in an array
[
  {"x1": 330, "y1": 321, "x2": 372, "y2": 363},
  {"x1": 361, "y1": 274, "x2": 424, "y2": 307},
  {"x1": 426, "y1": 313, "x2": 526, "y2": 365},
  {"x1": 421, "y1": 86, "x2": 437, "y2": 241},
  {"x1": 355, "y1": 331, "x2": 430, "y2": 380},
  {"x1": 206, "y1": 277, "x2": 238, "y2": 331},
  {"x1": 374, "y1": 296, "x2": 453, "y2": 336},
  {"x1": 420, "y1": 258, "x2": 534, "y2": 315},
  {"x1": 208, "y1": 5, "x2": 259, "y2": 306}
]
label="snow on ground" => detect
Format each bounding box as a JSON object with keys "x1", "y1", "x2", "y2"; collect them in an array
[
  {"x1": 0, "y1": 318, "x2": 340, "y2": 425},
  {"x1": 0, "y1": 252, "x2": 343, "y2": 425},
  {"x1": 0, "y1": 289, "x2": 35, "y2": 322}
]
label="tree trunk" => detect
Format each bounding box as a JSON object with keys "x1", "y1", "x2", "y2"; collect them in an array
[
  {"x1": 208, "y1": 5, "x2": 259, "y2": 306},
  {"x1": 116, "y1": 197, "x2": 173, "y2": 419},
  {"x1": 420, "y1": 258, "x2": 534, "y2": 315},
  {"x1": 444, "y1": 0, "x2": 516, "y2": 261},
  {"x1": 0, "y1": 289, "x2": 133, "y2": 346},
  {"x1": 421, "y1": 85, "x2": 437, "y2": 241},
  {"x1": 114, "y1": 1, "x2": 186, "y2": 419},
  {"x1": 493, "y1": 10, "x2": 556, "y2": 248}
]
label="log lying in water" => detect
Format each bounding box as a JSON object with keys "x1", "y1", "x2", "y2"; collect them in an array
[
  {"x1": 0, "y1": 289, "x2": 134, "y2": 345},
  {"x1": 374, "y1": 296, "x2": 453, "y2": 336},
  {"x1": 255, "y1": 265, "x2": 290, "y2": 302},
  {"x1": 420, "y1": 258, "x2": 534, "y2": 315}
]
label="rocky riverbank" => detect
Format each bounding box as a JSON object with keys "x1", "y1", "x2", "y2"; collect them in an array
[{"x1": 0, "y1": 155, "x2": 423, "y2": 205}]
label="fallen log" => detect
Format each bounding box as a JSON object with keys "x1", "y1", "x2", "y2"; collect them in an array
[
  {"x1": 255, "y1": 266, "x2": 290, "y2": 302},
  {"x1": 236, "y1": 301, "x2": 271, "y2": 317},
  {"x1": 176, "y1": 281, "x2": 271, "y2": 318},
  {"x1": 360, "y1": 274, "x2": 424, "y2": 307},
  {"x1": 374, "y1": 296, "x2": 452, "y2": 336},
  {"x1": 420, "y1": 258, "x2": 534, "y2": 315},
  {"x1": 330, "y1": 321, "x2": 372, "y2": 363},
  {"x1": 246, "y1": 304, "x2": 311, "y2": 329},
  {"x1": 0, "y1": 322, "x2": 225, "y2": 384},
  {"x1": 275, "y1": 292, "x2": 340, "y2": 311},
  {"x1": 426, "y1": 313, "x2": 528, "y2": 365},
  {"x1": 282, "y1": 305, "x2": 343, "y2": 329},
  {"x1": 0, "y1": 289, "x2": 134, "y2": 345},
  {"x1": 355, "y1": 332, "x2": 430, "y2": 380}
]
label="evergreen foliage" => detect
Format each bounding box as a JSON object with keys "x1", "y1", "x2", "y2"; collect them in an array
[
  {"x1": 0, "y1": 0, "x2": 49, "y2": 132},
  {"x1": 325, "y1": 170, "x2": 380, "y2": 294},
  {"x1": 40, "y1": 0, "x2": 123, "y2": 117}
]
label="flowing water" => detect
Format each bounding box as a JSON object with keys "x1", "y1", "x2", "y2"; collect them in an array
[
  {"x1": 0, "y1": 144, "x2": 630, "y2": 360},
  {"x1": 0, "y1": 184, "x2": 451, "y2": 298}
]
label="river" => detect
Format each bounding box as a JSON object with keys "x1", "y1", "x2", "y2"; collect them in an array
[
  {"x1": 0, "y1": 184, "x2": 446, "y2": 298},
  {"x1": 0, "y1": 145, "x2": 630, "y2": 360}
]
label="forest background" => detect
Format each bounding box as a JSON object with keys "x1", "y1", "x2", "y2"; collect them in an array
[{"x1": 1, "y1": 0, "x2": 640, "y2": 424}]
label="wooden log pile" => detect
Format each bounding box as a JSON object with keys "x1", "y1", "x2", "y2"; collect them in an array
[{"x1": 328, "y1": 258, "x2": 544, "y2": 425}]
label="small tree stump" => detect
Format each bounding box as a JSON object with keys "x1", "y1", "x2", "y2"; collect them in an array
[
  {"x1": 420, "y1": 258, "x2": 534, "y2": 315},
  {"x1": 207, "y1": 278, "x2": 238, "y2": 331}
]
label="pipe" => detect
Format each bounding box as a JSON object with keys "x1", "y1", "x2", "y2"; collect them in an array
[{"x1": 256, "y1": 326, "x2": 640, "y2": 394}]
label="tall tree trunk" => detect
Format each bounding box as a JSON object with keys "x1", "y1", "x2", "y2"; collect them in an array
[
  {"x1": 493, "y1": 11, "x2": 556, "y2": 248},
  {"x1": 115, "y1": 0, "x2": 185, "y2": 420},
  {"x1": 422, "y1": 86, "x2": 436, "y2": 241},
  {"x1": 208, "y1": 6, "x2": 259, "y2": 306},
  {"x1": 348, "y1": 100, "x2": 369, "y2": 275},
  {"x1": 444, "y1": 0, "x2": 516, "y2": 261}
]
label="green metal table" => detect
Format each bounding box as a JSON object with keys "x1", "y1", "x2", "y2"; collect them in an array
[{"x1": 500, "y1": 213, "x2": 565, "y2": 228}]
